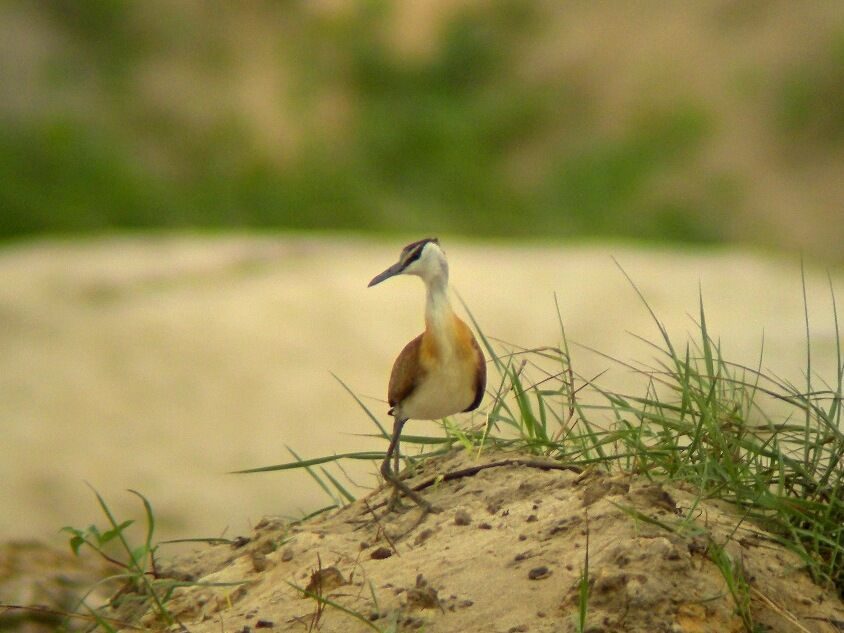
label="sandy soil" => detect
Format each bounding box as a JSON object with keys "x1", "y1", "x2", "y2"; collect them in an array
[
  {"x1": 109, "y1": 449, "x2": 844, "y2": 633},
  {"x1": 0, "y1": 541, "x2": 114, "y2": 632},
  {"x1": 0, "y1": 234, "x2": 841, "y2": 546}
]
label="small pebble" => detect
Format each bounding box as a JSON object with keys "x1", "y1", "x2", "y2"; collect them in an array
[
  {"x1": 250, "y1": 551, "x2": 268, "y2": 573},
  {"x1": 371, "y1": 546, "x2": 393, "y2": 560},
  {"x1": 528, "y1": 566, "x2": 551, "y2": 580},
  {"x1": 414, "y1": 529, "x2": 434, "y2": 545},
  {"x1": 406, "y1": 579, "x2": 439, "y2": 609},
  {"x1": 478, "y1": 522, "x2": 493, "y2": 530},
  {"x1": 306, "y1": 567, "x2": 346, "y2": 594},
  {"x1": 454, "y1": 509, "x2": 472, "y2": 525},
  {"x1": 526, "y1": 514, "x2": 538, "y2": 523},
  {"x1": 255, "y1": 620, "x2": 274, "y2": 629},
  {"x1": 281, "y1": 547, "x2": 294, "y2": 562}
]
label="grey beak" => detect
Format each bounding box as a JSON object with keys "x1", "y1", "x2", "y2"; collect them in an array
[{"x1": 368, "y1": 261, "x2": 404, "y2": 287}]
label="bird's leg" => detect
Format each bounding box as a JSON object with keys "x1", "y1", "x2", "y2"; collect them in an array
[
  {"x1": 390, "y1": 439, "x2": 404, "y2": 510},
  {"x1": 381, "y1": 417, "x2": 435, "y2": 514}
]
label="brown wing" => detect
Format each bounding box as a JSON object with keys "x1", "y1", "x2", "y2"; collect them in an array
[
  {"x1": 388, "y1": 334, "x2": 425, "y2": 415},
  {"x1": 463, "y1": 334, "x2": 486, "y2": 412}
]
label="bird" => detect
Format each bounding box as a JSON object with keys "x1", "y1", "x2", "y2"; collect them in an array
[{"x1": 368, "y1": 238, "x2": 486, "y2": 515}]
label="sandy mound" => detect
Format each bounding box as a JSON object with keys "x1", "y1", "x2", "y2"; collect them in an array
[{"x1": 114, "y1": 450, "x2": 844, "y2": 633}]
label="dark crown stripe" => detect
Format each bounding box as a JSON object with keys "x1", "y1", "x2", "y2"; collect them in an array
[{"x1": 401, "y1": 237, "x2": 438, "y2": 268}]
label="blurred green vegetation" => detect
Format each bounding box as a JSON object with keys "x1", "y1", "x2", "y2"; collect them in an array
[
  {"x1": 1, "y1": 2, "x2": 842, "y2": 255},
  {"x1": 777, "y1": 34, "x2": 844, "y2": 148}
]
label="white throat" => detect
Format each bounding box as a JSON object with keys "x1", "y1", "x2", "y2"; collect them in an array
[{"x1": 405, "y1": 243, "x2": 455, "y2": 345}]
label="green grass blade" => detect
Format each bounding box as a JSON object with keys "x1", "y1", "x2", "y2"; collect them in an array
[
  {"x1": 331, "y1": 372, "x2": 388, "y2": 438},
  {"x1": 319, "y1": 466, "x2": 356, "y2": 504},
  {"x1": 232, "y1": 451, "x2": 385, "y2": 474}
]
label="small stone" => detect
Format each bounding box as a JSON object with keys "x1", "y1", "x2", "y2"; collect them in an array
[
  {"x1": 528, "y1": 566, "x2": 551, "y2": 580},
  {"x1": 255, "y1": 620, "x2": 273, "y2": 628},
  {"x1": 406, "y1": 575, "x2": 439, "y2": 610},
  {"x1": 414, "y1": 529, "x2": 434, "y2": 545},
  {"x1": 594, "y1": 572, "x2": 627, "y2": 593},
  {"x1": 281, "y1": 547, "x2": 294, "y2": 562},
  {"x1": 371, "y1": 546, "x2": 393, "y2": 560},
  {"x1": 459, "y1": 600, "x2": 474, "y2": 608},
  {"x1": 526, "y1": 514, "x2": 538, "y2": 522},
  {"x1": 305, "y1": 567, "x2": 346, "y2": 594},
  {"x1": 478, "y1": 522, "x2": 493, "y2": 530},
  {"x1": 518, "y1": 534, "x2": 527, "y2": 541},
  {"x1": 454, "y1": 510, "x2": 472, "y2": 526},
  {"x1": 250, "y1": 551, "x2": 268, "y2": 573},
  {"x1": 508, "y1": 626, "x2": 529, "y2": 633},
  {"x1": 232, "y1": 536, "x2": 251, "y2": 549}
]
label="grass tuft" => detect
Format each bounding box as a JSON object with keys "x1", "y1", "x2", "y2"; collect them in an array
[
  {"x1": 247, "y1": 266, "x2": 844, "y2": 616},
  {"x1": 59, "y1": 488, "x2": 246, "y2": 631}
]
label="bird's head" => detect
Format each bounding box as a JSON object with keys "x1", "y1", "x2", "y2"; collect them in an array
[{"x1": 368, "y1": 238, "x2": 448, "y2": 287}]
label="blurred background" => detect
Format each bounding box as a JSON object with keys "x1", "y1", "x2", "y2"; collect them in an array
[
  {"x1": 2, "y1": 0, "x2": 843, "y2": 256},
  {"x1": 1, "y1": 1, "x2": 843, "y2": 547}
]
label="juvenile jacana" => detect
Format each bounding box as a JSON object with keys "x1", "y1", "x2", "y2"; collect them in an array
[{"x1": 368, "y1": 238, "x2": 486, "y2": 514}]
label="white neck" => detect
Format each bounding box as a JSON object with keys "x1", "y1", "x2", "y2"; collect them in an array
[{"x1": 424, "y1": 273, "x2": 455, "y2": 347}]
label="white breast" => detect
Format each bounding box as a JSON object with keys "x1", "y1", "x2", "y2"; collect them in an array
[{"x1": 398, "y1": 355, "x2": 476, "y2": 421}]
